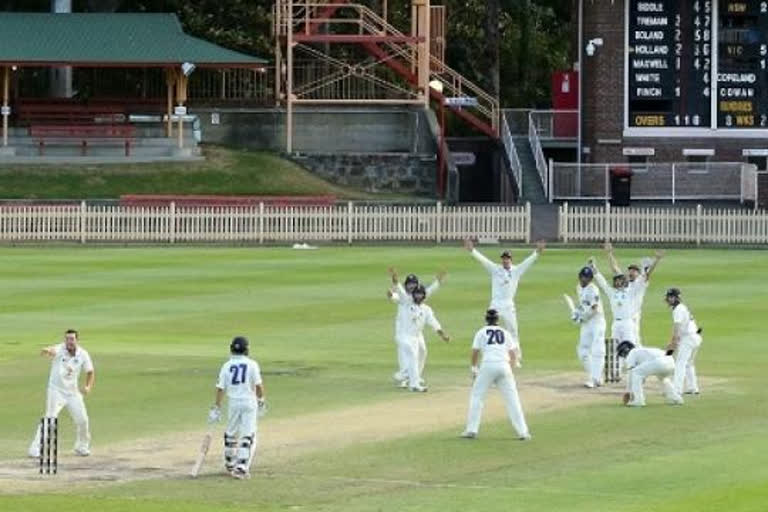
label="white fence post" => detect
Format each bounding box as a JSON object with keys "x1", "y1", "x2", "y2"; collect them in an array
[
  {"x1": 547, "y1": 158, "x2": 554, "y2": 203},
  {"x1": 696, "y1": 204, "x2": 702, "y2": 246},
  {"x1": 604, "y1": 201, "x2": 611, "y2": 241},
  {"x1": 169, "y1": 202, "x2": 176, "y2": 244},
  {"x1": 524, "y1": 202, "x2": 531, "y2": 243},
  {"x1": 79, "y1": 201, "x2": 86, "y2": 244},
  {"x1": 672, "y1": 163, "x2": 676, "y2": 204},
  {"x1": 561, "y1": 202, "x2": 568, "y2": 243},
  {"x1": 258, "y1": 202, "x2": 265, "y2": 244},
  {"x1": 435, "y1": 201, "x2": 443, "y2": 244},
  {"x1": 347, "y1": 201, "x2": 353, "y2": 245}
]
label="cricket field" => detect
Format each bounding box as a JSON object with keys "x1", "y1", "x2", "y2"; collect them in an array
[{"x1": 0, "y1": 246, "x2": 766, "y2": 512}]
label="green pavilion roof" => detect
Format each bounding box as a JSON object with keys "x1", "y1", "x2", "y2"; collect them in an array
[{"x1": 0, "y1": 13, "x2": 266, "y2": 67}]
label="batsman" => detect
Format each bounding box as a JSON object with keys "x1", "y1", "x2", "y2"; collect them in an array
[{"x1": 208, "y1": 336, "x2": 266, "y2": 480}]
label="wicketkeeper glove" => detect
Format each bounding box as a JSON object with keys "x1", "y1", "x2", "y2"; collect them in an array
[{"x1": 207, "y1": 405, "x2": 221, "y2": 424}]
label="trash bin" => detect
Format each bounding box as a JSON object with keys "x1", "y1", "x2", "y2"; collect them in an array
[{"x1": 610, "y1": 166, "x2": 633, "y2": 206}]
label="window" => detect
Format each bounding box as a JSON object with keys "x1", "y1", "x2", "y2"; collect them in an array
[{"x1": 627, "y1": 155, "x2": 648, "y2": 173}]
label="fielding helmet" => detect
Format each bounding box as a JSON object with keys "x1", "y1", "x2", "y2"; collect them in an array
[
  {"x1": 616, "y1": 341, "x2": 635, "y2": 358},
  {"x1": 578, "y1": 266, "x2": 594, "y2": 280}
]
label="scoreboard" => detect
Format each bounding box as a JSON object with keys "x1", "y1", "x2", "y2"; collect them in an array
[{"x1": 625, "y1": 0, "x2": 768, "y2": 134}]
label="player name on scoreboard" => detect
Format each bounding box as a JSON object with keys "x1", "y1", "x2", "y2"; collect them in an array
[{"x1": 626, "y1": 0, "x2": 768, "y2": 132}]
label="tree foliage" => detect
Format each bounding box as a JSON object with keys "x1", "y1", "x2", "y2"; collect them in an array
[{"x1": 2, "y1": 0, "x2": 571, "y2": 107}]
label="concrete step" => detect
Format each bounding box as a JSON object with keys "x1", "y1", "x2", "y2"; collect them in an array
[{"x1": 7, "y1": 136, "x2": 198, "y2": 147}]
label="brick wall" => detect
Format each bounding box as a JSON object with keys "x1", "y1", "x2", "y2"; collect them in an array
[{"x1": 582, "y1": 0, "x2": 768, "y2": 164}]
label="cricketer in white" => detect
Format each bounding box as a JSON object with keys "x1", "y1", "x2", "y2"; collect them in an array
[
  {"x1": 462, "y1": 309, "x2": 530, "y2": 440},
  {"x1": 28, "y1": 329, "x2": 94, "y2": 457},
  {"x1": 208, "y1": 336, "x2": 265, "y2": 480},
  {"x1": 664, "y1": 288, "x2": 702, "y2": 395},
  {"x1": 572, "y1": 266, "x2": 607, "y2": 388},
  {"x1": 605, "y1": 242, "x2": 664, "y2": 345},
  {"x1": 387, "y1": 268, "x2": 444, "y2": 388},
  {"x1": 593, "y1": 263, "x2": 640, "y2": 345},
  {"x1": 618, "y1": 341, "x2": 683, "y2": 407},
  {"x1": 391, "y1": 284, "x2": 450, "y2": 392},
  {"x1": 464, "y1": 239, "x2": 545, "y2": 366}
]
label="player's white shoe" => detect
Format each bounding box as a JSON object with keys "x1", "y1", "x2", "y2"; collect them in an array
[
  {"x1": 231, "y1": 467, "x2": 251, "y2": 480},
  {"x1": 625, "y1": 401, "x2": 645, "y2": 407},
  {"x1": 684, "y1": 389, "x2": 700, "y2": 395},
  {"x1": 460, "y1": 431, "x2": 477, "y2": 439},
  {"x1": 392, "y1": 371, "x2": 405, "y2": 383},
  {"x1": 583, "y1": 381, "x2": 595, "y2": 389},
  {"x1": 518, "y1": 433, "x2": 532, "y2": 441},
  {"x1": 398, "y1": 379, "x2": 409, "y2": 389},
  {"x1": 27, "y1": 449, "x2": 39, "y2": 458},
  {"x1": 410, "y1": 386, "x2": 428, "y2": 393},
  {"x1": 73, "y1": 447, "x2": 91, "y2": 457}
]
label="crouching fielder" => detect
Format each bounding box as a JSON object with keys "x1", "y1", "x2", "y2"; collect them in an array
[
  {"x1": 617, "y1": 341, "x2": 683, "y2": 407},
  {"x1": 461, "y1": 309, "x2": 530, "y2": 440},
  {"x1": 209, "y1": 336, "x2": 266, "y2": 480},
  {"x1": 28, "y1": 329, "x2": 94, "y2": 457},
  {"x1": 664, "y1": 288, "x2": 703, "y2": 395}
]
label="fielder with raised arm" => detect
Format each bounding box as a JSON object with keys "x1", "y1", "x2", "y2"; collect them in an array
[
  {"x1": 464, "y1": 239, "x2": 545, "y2": 366},
  {"x1": 617, "y1": 341, "x2": 683, "y2": 407},
  {"x1": 28, "y1": 329, "x2": 94, "y2": 457},
  {"x1": 396, "y1": 284, "x2": 450, "y2": 392},
  {"x1": 208, "y1": 336, "x2": 266, "y2": 480},
  {"x1": 592, "y1": 261, "x2": 640, "y2": 346},
  {"x1": 569, "y1": 266, "x2": 607, "y2": 388},
  {"x1": 387, "y1": 268, "x2": 444, "y2": 388},
  {"x1": 605, "y1": 242, "x2": 663, "y2": 345},
  {"x1": 664, "y1": 288, "x2": 703, "y2": 395},
  {"x1": 461, "y1": 309, "x2": 531, "y2": 440}
]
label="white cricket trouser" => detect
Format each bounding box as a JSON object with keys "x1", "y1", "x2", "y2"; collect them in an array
[
  {"x1": 577, "y1": 318, "x2": 606, "y2": 384},
  {"x1": 394, "y1": 334, "x2": 409, "y2": 380},
  {"x1": 494, "y1": 304, "x2": 522, "y2": 363},
  {"x1": 611, "y1": 319, "x2": 635, "y2": 344},
  {"x1": 673, "y1": 335, "x2": 702, "y2": 395},
  {"x1": 224, "y1": 400, "x2": 259, "y2": 472},
  {"x1": 627, "y1": 355, "x2": 681, "y2": 406},
  {"x1": 400, "y1": 334, "x2": 425, "y2": 388},
  {"x1": 632, "y1": 312, "x2": 643, "y2": 346},
  {"x1": 29, "y1": 387, "x2": 90, "y2": 455},
  {"x1": 465, "y1": 362, "x2": 529, "y2": 437}
]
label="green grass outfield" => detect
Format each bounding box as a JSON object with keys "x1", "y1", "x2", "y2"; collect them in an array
[{"x1": 0, "y1": 246, "x2": 766, "y2": 511}]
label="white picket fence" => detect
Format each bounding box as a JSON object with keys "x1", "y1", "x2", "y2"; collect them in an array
[
  {"x1": 559, "y1": 202, "x2": 768, "y2": 244},
  {"x1": 0, "y1": 202, "x2": 531, "y2": 244}
]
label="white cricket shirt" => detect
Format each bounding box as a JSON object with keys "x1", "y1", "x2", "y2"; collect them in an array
[
  {"x1": 391, "y1": 280, "x2": 440, "y2": 336},
  {"x1": 672, "y1": 303, "x2": 699, "y2": 337},
  {"x1": 625, "y1": 347, "x2": 667, "y2": 369},
  {"x1": 471, "y1": 249, "x2": 538, "y2": 308},
  {"x1": 595, "y1": 272, "x2": 637, "y2": 321},
  {"x1": 216, "y1": 355, "x2": 262, "y2": 403},
  {"x1": 47, "y1": 343, "x2": 94, "y2": 395},
  {"x1": 399, "y1": 303, "x2": 441, "y2": 339},
  {"x1": 577, "y1": 282, "x2": 604, "y2": 322},
  {"x1": 629, "y1": 274, "x2": 649, "y2": 316},
  {"x1": 472, "y1": 325, "x2": 518, "y2": 365}
]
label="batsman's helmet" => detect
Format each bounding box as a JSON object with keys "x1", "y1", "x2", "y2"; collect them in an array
[
  {"x1": 578, "y1": 266, "x2": 594, "y2": 280},
  {"x1": 485, "y1": 309, "x2": 500, "y2": 325},
  {"x1": 665, "y1": 287, "x2": 681, "y2": 299},
  {"x1": 616, "y1": 341, "x2": 635, "y2": 358},
  {"x1": 230, "y1": 336, "x2": 249, "y2": 355},
  {"x1": 404, "y1": 274, "x2": 419, "y2": 286}
]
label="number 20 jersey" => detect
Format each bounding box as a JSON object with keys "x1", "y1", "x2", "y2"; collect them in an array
[
  {"x1": 471, "y1": 326, "x2": 518, "y2": 365},
  {"x1": 216, "y1": 355, "x2": 262, "y2": 404}
]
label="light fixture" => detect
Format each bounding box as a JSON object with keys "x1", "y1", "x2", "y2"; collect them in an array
[
  {"x1": 181, "y1": 62, "x2": 196, "y2": 76},
  {"x1": 586, "y1": 38, "x2": 604, "y2": 57},
  {"x1": 428, "y1": 79, "x2": 444, "y2": 93}
]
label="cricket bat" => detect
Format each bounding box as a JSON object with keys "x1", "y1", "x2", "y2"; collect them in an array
[
  {"x1": 189, "y1": 432, "x2": 212, "y2": 478},
  {"x1": 563, "y1": 293, "x2": 576, "y2": 314}
]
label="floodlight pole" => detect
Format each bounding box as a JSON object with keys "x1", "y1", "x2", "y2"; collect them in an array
[{"x1": 286, "y1": 0, "x2": 295, "y2": 153}]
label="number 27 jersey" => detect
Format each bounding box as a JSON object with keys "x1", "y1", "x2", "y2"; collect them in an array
[
  {"x1": 472, "y1": 326, "x2": 518, "y2": 364},
  {"x1": 216, "y1": 355, "x2": 262, "y2": 403}
]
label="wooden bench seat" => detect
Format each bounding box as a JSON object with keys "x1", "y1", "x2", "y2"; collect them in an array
[{"x1": 29, "y1": 124, "x2": 136, "y2": 156}]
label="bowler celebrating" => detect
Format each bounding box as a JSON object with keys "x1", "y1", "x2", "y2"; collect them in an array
[
  {"x1": 464, "y1": 239, "x2": 545, "y2": 365},
  {"x1": 28, "y1": 329, "x2": 94, "y2": 457}
]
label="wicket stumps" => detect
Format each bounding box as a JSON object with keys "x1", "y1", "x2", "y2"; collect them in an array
[
  {"x1": 603, "y1": 338, "x2": 621, "y2": 383},
  {"x1": 39, "y1": 416, "x2": 58, "y2": 475}
]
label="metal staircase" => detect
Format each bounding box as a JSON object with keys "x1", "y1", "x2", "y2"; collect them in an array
[{"x1": 274, "y1": 0, "x2": 499, "y2": 138}]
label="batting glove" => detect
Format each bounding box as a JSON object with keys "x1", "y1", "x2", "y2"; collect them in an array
[{"x1": 207, "y1": 405, "x2": 221, "y2": 424}]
